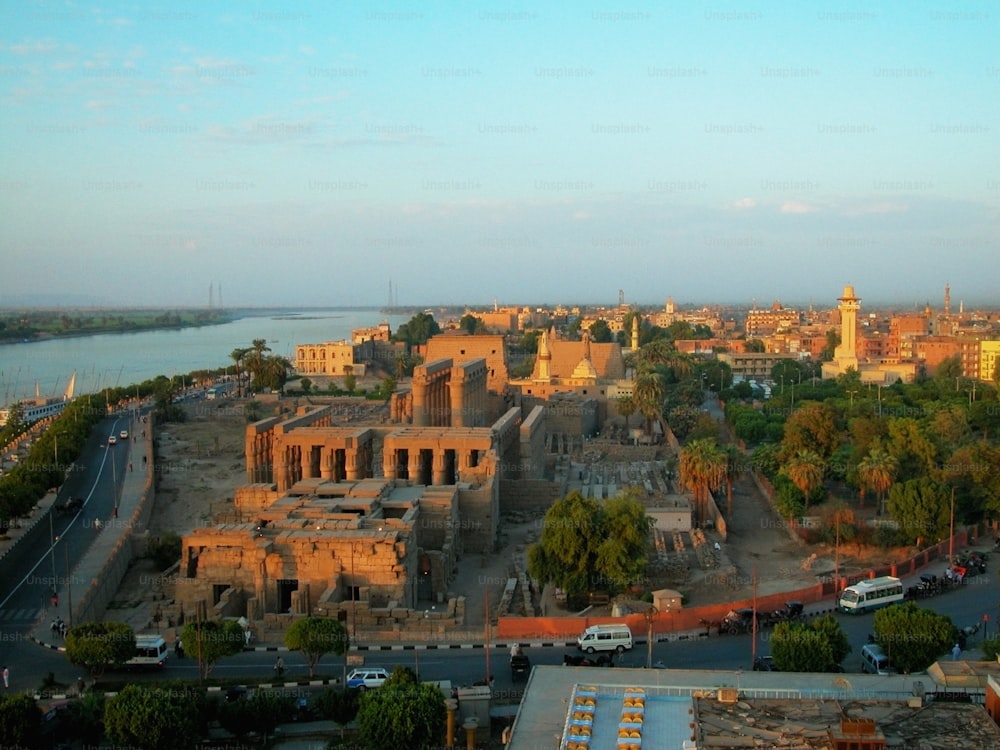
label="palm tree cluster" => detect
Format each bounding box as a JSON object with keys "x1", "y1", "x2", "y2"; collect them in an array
[
  {"x1": 679, "y1": 438, "x2": 728, "y2": 526},
  {"x1": 230, "y1": 339, "x2": 291, "y2": 395}
]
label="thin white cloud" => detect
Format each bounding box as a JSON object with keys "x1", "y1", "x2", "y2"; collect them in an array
[
  {"x1": 780, "y1": 201, "x2": 815, "y2": 214},
  {"x1": 733, "y1": 197, "x2": 756, "y2": 209},
  {"x1": 299, "y1": 45, "x2": 316, "y2": 55},
  {"x1": 9, "y1": 40, "x2": 58, "y2": 55}
]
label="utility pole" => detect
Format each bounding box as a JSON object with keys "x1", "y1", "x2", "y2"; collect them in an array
[
  {"x1": 948, "y1": 487, "x2": 955, "y2": 569},
  {"x1": 750, "y1": 567, "x2": 758, "y2": 668},
  {"x1": 484, "y1": 587, "x2": 492, "y2": 687}
]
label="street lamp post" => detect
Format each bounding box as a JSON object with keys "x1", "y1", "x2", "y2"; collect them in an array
[{"x1": 644, "y1": 605, "x2": 658, "y2": 669}]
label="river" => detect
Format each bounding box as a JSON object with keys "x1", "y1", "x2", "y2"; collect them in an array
[{"x1": 0, "y1": 309, "x2": 410, "y2": 402}]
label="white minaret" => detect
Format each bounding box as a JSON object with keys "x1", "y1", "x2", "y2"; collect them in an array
[
  {"x1": 536, "y1": 328, "x2": 552, "y2": 382},
  {"x1": 631, "y1": 314, "x2": 640, "y2": 350}
]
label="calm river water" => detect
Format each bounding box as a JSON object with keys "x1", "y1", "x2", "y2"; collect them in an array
[{"x1": 0, "y1": 309, "x2": 409, "y2": 402}]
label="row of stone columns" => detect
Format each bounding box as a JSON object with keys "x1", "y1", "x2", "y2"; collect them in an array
[{"x1": 381, "y1": 447, "x2": 482, "y2": 485}]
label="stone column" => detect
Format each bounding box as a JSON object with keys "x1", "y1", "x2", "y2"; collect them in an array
[
  {"x1": 432, "y1": 449, "x2": 448, "y2": 486},
  {"x1": 300, "y1": 444, "x2": 312, "y2": 480},
  {"x1": 413, "y1": 376, "x2": 429, "y2": 426},
  {"x1": 408, "y1": 451, "x2": 423, "y2": 484},
  {"x1": 383, "y1": 449, "x2": 397, "y2": 480},
  {"x1": 450, "y1": 377, "x2": 465, "y2": 427},
  {"x1": 345, "y1": 448, "x2": 359, "y2": 480},
  {"x1": 320, "y1": 448, "x2": 333, "y2": 480}
]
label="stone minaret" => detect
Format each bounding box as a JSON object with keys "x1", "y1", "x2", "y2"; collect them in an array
[
  {"x1": 944, "y1": 283, "x2": 951, "y2": 316},
  {"x1": 631, "y1": 314, "x2": 640, "y2": 350},
  {"x1": 536, "y1": 328, "x2": 552, "y2": 382},
  {"x1": 833, "y1": 284, "x2": 861, "y2": 371}
]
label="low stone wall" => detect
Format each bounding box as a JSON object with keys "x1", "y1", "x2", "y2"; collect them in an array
[
  {"x1": 71, "y1": 430, "x2": 155, "y2": 626},
  {"x1": 499, "y1": 479, "x2": 562, "y2": 513}
]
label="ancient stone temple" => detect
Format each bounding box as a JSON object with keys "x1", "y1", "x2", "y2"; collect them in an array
[{"x1": 178, "y1": 359, "x2": 547, "y2": 635}]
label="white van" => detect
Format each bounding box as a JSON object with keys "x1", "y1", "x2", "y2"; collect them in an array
[
  {"x1": 577, "y1": 624, "x2": 633, "y2": 654},
  {"x1": 126, "y1": 635, "x2": 168, "y2": 669},
  {"x1": 860, "y1": 643, "x2": 891, "y2": 675}
]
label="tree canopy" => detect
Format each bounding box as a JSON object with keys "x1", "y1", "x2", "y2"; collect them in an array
[
  {"x1": 528, "y1": 490, "x2": 653, "y2": 597},
  {"x1": 873, "y1": 602, "x2": 955, "y2": 673},
  {"x1": 65, "y1": 621, "x2": 136, "y2": 676},
  {"x1": 285, "y1": 616, "x2": 349, "y2": 677},
  {"x1": 393, "y1": 312, "x2": 441, "y2": 347},
  {"x1": 181, "y1": 619, "x2": 245, "y2": 680},
  {"x1": 103, "y1": 684, "x2": 205, "y2": 750},
  {"x1": 355, "y1": 668, "x2": 447, "y2": 750},
  {"x1": 770, "y1": 615, "x2": 850, "y2": 672}
]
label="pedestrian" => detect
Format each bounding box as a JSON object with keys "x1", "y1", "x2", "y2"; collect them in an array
[
  {"x1": 129, "y1": 462, "x2": 133, "y2": 472},
  {"x1": 274, "y1": 656, "x2": 284, "y2": 676},
  {"x1": 94, "y1": 518, "x2": 102, "y2": 531},
  {"x1": 50, "y1": 592, "x2": 58, "y2": 607},
  {"x1": 953, "y1": 643, "x2": 962, "y2": 660},
  {"x1": 2, "y1": 666, "x2": 8, "y2": 689},
  {"x1": 77, "y1": 676, "x2": 85, "y2": 695},
  {"x1": 175, "y1": 639, "x2": 184, "y2": 659}
]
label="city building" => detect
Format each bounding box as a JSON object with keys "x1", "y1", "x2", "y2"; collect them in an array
[
  {"x1": 745, "y1": 300, "x2": 801, "y2": 337},
  {"x1": 294, "y1": 340, "x2": 372, "y2": 377},
  {"x1": 506, "y1": 665, "x2": 1000, "y2": 750}
]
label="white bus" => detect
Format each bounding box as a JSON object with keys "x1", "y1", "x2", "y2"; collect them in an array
[{"x1": 838, "y1": 576, "x2": 904, "y2": 614}]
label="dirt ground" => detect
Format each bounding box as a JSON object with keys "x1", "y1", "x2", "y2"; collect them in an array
[{"x1": 112, "y1": 391, "x2": 914, "y2": 633}]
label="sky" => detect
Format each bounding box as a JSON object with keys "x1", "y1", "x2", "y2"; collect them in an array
[{"x1": 1, "y1": 1, "x2": 998, "y2": 309}]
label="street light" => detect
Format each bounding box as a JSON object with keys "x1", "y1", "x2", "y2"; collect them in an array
[{"x1": 644, "y1": 605, "x2": 658, "y2": 669}]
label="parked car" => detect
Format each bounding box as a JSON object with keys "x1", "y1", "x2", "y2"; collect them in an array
[
  {"x1": 563, "y1": 653, "x2": 613, "y2": 667},
  {"x1": 346, "y1": 667, "x2": 389, "y2": 690},
  {"x1": 753, "y1": 656, "x2": 779, "y2": 672}
]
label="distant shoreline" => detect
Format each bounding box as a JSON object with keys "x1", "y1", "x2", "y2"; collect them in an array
[{"x1": 0, "y1": 317, "x2": 236, "y2": 347}]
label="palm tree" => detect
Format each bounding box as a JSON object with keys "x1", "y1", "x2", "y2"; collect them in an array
[
  {"x1": 858, "y1": 445, "x2": 897, "y2": 515},
  {"x1": 229, "y1": 347, "x2": 249, "y2": 398},
  {"x1": 632, "y1": 369, "x2": 665, "y2": 442},
  {"x1": 679, "y1": 438, "x2": 727, "y2": 526},
  {"x1": 783, "y1": 449, "x2": 826, "y2": 511}
]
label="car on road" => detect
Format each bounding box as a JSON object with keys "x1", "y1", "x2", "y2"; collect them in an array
[
  {"x1": 108, "y1": 435, "x2": 117, "y2": 445},
  {"x1": 120, "y1": 430, "x2": 129, "y2": 440},
  {"x1": 56, "y1": 497, "x2": 84, "y2": 515},
  {"x1": 346, "y1": 667, "x2": 389, "y2": 690}
]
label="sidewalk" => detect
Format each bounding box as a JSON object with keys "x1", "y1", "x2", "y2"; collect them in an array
[{"x1": 31, "y1": 414, "x2": 151, "y2": 653}]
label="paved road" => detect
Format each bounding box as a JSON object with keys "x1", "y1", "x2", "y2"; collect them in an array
[{"x1": 0, "y1": 413, "x2": 137, "y2": 694}]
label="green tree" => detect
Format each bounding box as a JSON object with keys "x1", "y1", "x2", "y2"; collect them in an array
[
  {"x1": 873, "y1": 602, "x2": 955, "y2": 673},
  {"x1": 146, "y1": 531, "x2": 182, "y2": 570},
  {"x1": 181, "y1": 619, "x2": 245, "y2": 680},
  {"x1": 285, "y1": 617, "x2": 349, "y2": 678},
  {"x1": 520, "y1": 329, "x2": 541, "y2": 354},
  {"x1": 299, "y1": 377, "x2": 312, "y2": 394},
  {"x1": 393, "y1": 313, "x2": 441, "y2": 348},
  {"x1": 218, "y1": 690, "x2": 294, "y2": 743},
  {"x1": 230, "y1": 347, "x2": 249, "y2": 397},
  {"x1": 886, "y1": 477, "x2": 950, "y2": 545},
  {"x1": 679, "y1": 438, "x2": 727, "y2": 526},
  {"x1": 781, "y1": 449, "x2": 826, "y2": 511},
  {"x1": 65, "y1": 621, "x2": 136, "y2": 677},
  {"x1": 779, "y1": 402, "x2": 840, "y2": 462},
  {"x1": 810, "y1": 614, "x2": 852, "y2": 666},
  {"x1": 857, "y1": 444, "x2": 897, "y2": 513},
  {"x1": 633, "y1": 369, "x2": 665, "y2": 440},
  {"x1": 885, "y1": 417, "x2": 938, "y2": 480},
  {"x1": 343, "y1": 365, "x2": 357, "y2": 395},
  {"x1": 0, "y1": 693, "x2": 42, "y2": 748},
  {"x1": 527, "y1": 490, "x2": 652, "y2": 597},
  {"x1": 355, "y1": 679, "x2": 447, "y2": 750},
  {"x1": 820, "y1": 328, "x2": 840, "y2": 361},
  {"x1": 588, "y1": 319, "x2": 613, "y2": 343},
  {"x1": 459, "y1": 313, "x2": 487, "y2": 335},
  {"x1": 744, "y1": 338, "x2": 766, "y2": 353},
  {"x1": 104, "y1": 685, "x2": 205, "y2": 750},
  {"x1": 934, "y1": 355, "x2": 964, "y2": 388},
  {"x1": 315, "y1": 687, "x2": 360, "y2": 740},
  {"x1": 771, "y1": 622, "x2": 833, "y2": 672}
]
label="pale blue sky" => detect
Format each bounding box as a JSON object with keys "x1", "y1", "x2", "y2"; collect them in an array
[{"x1": 1, "y1": 1, "x2": 997, "y2": 308}]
